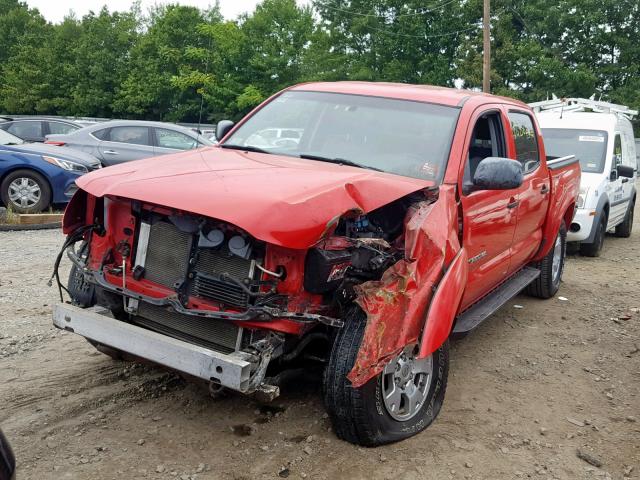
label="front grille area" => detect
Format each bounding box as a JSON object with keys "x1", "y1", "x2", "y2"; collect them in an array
[
  {"x1": 133, "y1": 302, "x2": 240, "y2": 353},
  {"x1": 144, "y1": 221, "x2": 193, "y2": 288}
]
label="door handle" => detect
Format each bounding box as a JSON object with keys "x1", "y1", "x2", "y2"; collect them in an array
[
  {"x1": 507, "y1": 199, "x2": 519, "y2": 209},
  {"x1": 621, "y1": 178, "x2": 629, "y2": 183},
  {"x1": 103, "y1": 150, "x2": 118, "y2": 155},
  {"x1": 540, "y1": 184, "x2": 549, "y2": 194}
]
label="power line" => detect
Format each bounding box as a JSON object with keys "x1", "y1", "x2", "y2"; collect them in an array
[{"x1": 316, "y1": 0, "x2": 462, "y2": 19}]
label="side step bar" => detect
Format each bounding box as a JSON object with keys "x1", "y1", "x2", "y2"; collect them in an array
[{"x1": 452, "y1": 266, "x2": 540, "y2": 335}]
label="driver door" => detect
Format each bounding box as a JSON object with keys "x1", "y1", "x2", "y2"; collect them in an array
[{"x1": 459, "y1": 107, "x2": 518, "y2": 310}]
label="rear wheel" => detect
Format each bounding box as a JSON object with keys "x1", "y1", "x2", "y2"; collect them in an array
[
  {"x1": 0, "y1": 169, "x2": 51, "y2": 213},
  {"x1": 323, "y1": 307, "x2": 449, "y2": 446},
  {"x1": 526, "y1": 221, "x2": 566, "y2": 299},
  {"x1": 580, "y1": 215, "x2": 606, "y2": 257},
  {"x1": 615, "y1": 200, "x2": 634, "y2": 238}
]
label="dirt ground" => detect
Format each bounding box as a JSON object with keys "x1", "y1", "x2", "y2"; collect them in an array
[{"x1": 1, "y1": 213, "x2": 638, "y2": 480}]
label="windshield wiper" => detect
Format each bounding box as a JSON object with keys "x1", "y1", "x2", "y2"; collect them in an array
[
  {"x1": 219, "y1": 144, "x2": 271, "y2": 154},
  {"x1": 298, "y1": 154, "x2": 384, "y2": 172}
]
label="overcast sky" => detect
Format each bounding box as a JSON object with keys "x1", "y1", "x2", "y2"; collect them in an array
[{"x1": 24, "y1": 0, "x2": 309, "y2": 23}]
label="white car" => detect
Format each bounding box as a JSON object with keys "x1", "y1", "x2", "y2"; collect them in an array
[{"x1": 532, "y1": 98, "x2": 637, "y2": 257}]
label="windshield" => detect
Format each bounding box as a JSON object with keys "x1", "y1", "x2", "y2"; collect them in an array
[
  {"x1": 223, "y1": 91, "x2": 460, "y2": 182},
  {"x1": 0, "y1": 129, "x2": 24, "y2": 146},
  {"x1": 541, "y1": 128, "x2": 608, "y2": 173}
]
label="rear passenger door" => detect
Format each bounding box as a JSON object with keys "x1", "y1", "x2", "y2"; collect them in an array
[
  {"x1": 98, "y1": 126, "x2": 155, "y2": 165},
  {"x1": 152, "y1": 128, "x2": 199, "y2": 156},
  {"x1": 507, "y1": 111, "x2": 551, "y2": 274}
]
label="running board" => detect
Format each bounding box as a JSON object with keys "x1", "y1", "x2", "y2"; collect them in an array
[{"x1": 452, "y1": 267, "x2": 540, "y2": 335}]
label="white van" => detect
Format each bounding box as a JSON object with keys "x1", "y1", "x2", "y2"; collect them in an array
[{"x1": 531, "y1": 98, "x2": 637, "y2": 256}]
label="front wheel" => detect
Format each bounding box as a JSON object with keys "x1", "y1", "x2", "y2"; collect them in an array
[
  {"x1": 323, "y1": 307, "x2": 449, "y2": 446},
  {"x1": 0, "y1": 169, "x2": 52, "y2": 213},
  {"x1": 580, "y1": 215, "x2": 606, "y2": 257},
  {"x1": 526, "y1": 220, "x2": 566, "y2": 299},
  {"x1": 615, "y1": 200, "x2": 634, "y2": 238}
]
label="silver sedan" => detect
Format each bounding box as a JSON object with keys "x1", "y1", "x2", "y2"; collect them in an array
[{"x1": 46, "y1": 120, "x2": 214, "y2": 166}]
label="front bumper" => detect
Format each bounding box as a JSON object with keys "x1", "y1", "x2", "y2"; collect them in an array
[
  {"x1": 53, "y1": 303, "x2": 253, "y2": 391},
  {"x1": 567, "y1": 208, "x2": 596, "y2": 242}
]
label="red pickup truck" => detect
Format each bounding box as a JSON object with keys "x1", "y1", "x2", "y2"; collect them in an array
[{"x1": 54, "y1": 82, "x2": 580, "y2": 446}]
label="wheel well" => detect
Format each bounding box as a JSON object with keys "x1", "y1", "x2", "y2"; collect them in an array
[
  {"x1": 0, "y1": 167, "x2": 54, "y2": 205},
  {"x1": 563, "y1": 203, "x2": 576, "y2": 229}
]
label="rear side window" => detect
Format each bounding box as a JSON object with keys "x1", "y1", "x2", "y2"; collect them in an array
[
  {"x1": 508, "y1": 112, "x2": 540, "y2": 173},
  {"x1": 155, "y1": 128, "x2": 198, "y2": 150},
  {"x1": 92, "y1": 128, "x2": 109, "y2": 140},
  {"x1": 109, "y1": 126, "x2": 150, "y2": 146},
  {"x1": 48, "y1": 121, "x2": 78, "y2": 135},
  {"x1": 8, "y1": 121, "x2": 42, "y2": 139}
]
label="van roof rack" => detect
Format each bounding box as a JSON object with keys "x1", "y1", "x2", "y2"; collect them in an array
[{"x1": 528, "y1": 96, "x2": 637, "y2": 120}]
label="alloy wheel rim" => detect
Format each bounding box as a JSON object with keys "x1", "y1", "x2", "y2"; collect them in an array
[
  {"x1": 8, "y1": 177, "x2": 41, "y2": 209},
  {"x1": 551, "y1": 233, "x2": 563, "y2": 282},
  {"x1": 381, "y1": 349, "x2": 433, "y2": 421}
]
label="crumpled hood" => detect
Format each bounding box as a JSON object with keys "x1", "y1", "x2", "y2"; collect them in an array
[
  {"x1": 4, "y1": 142, "x2": 101, "y2": 168},
  {"x1": 77, "y1": 147, "x2": 432, "y2": 248}
]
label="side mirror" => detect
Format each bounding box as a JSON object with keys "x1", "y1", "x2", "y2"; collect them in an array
[
  {"x1": 617, "y1": 165, "x2": 635, "y2": 178},
  {"x1": 472, "y1": 157, "x2": 523, "y2": 191},
  {"x1": 216, "y1": 120, "x2": 235, "y2": 141}
]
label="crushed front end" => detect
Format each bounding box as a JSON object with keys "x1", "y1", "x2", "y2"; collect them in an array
[{"x1": 54, "y1": 187, "x2": 437, "y2": 398}]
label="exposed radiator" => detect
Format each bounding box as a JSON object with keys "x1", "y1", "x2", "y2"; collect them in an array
[
  {"x1": 133, "y1": 302, "x2": 241, "y2": 353},
  {"x1": 143, "y1": 221, "x2": 192, "y2": 289},
  {"x1": 141, "y1": 220, "x2": 257, "y2": 308}
]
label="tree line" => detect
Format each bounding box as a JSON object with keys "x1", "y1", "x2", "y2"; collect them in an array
[{"x1": 0, "y1": 0, "x2": 638, "y2": 127}]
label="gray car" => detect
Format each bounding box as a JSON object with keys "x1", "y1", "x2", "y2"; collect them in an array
[{"x1": 45, "y1": 120, "x2": 214, "y2": 166}]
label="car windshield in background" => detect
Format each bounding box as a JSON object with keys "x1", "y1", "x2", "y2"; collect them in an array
[
  {"x1": 541, "y1": 128, "x2": 608, "y2": 173},
  {"x1": 0, "y1": 129, "x2": 24, "y2": 145},
  {"x1": 222, "y1": 91, "x2": 460, "y2": 182}
]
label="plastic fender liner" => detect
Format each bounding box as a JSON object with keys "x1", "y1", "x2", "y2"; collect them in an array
[
  {"x1": 62, "y1": 188, "x2": 88, "y2": 234},
  {"x1": 347, "y1": 185, "x2": 460, "y2": 387},
  {"x1": 417, "y1": 247, "x2": 468, "y2": 359}
]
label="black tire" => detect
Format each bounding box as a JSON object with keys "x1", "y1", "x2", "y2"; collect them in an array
[
  {"x1": 526, "y1": 221, "x2": 566, "y2": 299},
  {"x1": 615, "y1": 200, "x2": 634, "y2": 238},
  {"x1": 67, "y1": 242, "x2": 96, "y2": 308},
  {"x1": 580, "y1": 214, "x2": 606, "y2": 257},
  {"x1": 0, "y1": 169, "x2": 52, "y2": 213},
  {"x1": 323, "y1": 307, "x2": 449, "y2": 446}
]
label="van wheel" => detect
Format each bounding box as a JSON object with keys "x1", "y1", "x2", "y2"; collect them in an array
[
  {"x1": 615, "y1": 200, "x2": 634, "y2": 238},
  {"x1": 580, "y1": 215, "x2": 606, "y2": 257},
  {"x1": 323, "y1": 307, "x2": 449, "y2": 446},
  {"x1": 0, "y1": 169, "x2": 52, "y2": 213},
  {"x1": 526, "y1": 221, "x2": 566, "y2": 299}
]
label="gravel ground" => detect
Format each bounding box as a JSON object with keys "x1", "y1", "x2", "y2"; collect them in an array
[{"x1": 0, "y1": 214, "x2": 638, "y2": 480}]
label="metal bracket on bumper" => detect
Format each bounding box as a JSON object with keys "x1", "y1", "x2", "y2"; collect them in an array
[{"x1": 53, "y1": 303, "x2": 254, "y2": 392}]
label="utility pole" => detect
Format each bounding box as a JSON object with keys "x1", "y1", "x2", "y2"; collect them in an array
[{"x1": 482, "y1": 0, "x2": 490, "y2": 93}]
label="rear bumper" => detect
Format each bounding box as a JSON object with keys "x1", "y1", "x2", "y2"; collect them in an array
[
  {"x1": 53, "y1": 303, "x2": 253, "y2": 392},
  {"x1": 567, "y1": 208, "x2": 596, "y2": 242}
]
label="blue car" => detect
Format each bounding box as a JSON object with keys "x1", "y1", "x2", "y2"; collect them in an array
[{"x1": 0, "y1": 129, "x2": 101, "y2": 213}]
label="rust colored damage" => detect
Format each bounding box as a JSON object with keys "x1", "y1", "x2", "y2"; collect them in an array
[{"x1": 348, "y1": 185, "x2": 461, "y2": 387}]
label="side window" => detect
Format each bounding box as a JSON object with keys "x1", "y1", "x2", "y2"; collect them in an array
[
  {"x1": 48, "y1": 121, "x2": 78, "y2": 135},
  {"x1": 464, "y1": 112, "x2": 506, "y2": 185},
  {"x1": 508, "y1": 112, "x2": 540, "y2": 173},
  {"x1": 155, "y1": 128, "x2": 198, "y2": 150},
  {"x1": 613, "y1": 134, "x2": 623, "y2": 168},
  {"x1": 92, "y1": 128, "x2": 109, "y2": 140},
  {"x1": 109, "y1": 126, "x2": 151, "y2": 146},
  {"x1": 7, "y1": 121, "x2": 42, "y2": 139}
]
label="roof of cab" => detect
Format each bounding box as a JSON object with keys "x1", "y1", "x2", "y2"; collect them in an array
[{"x1": 289, "y1": 81, "x2": 528, "y2": 109}]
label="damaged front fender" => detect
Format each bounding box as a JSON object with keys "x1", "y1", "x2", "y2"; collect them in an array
[{"x1": 348, "y1": 185, "x2": 463, "y2": 387}]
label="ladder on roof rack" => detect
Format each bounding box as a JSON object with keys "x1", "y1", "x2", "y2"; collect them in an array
[{"x1": 528, "y1": 96, "x2": 638, "y2": 120}]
